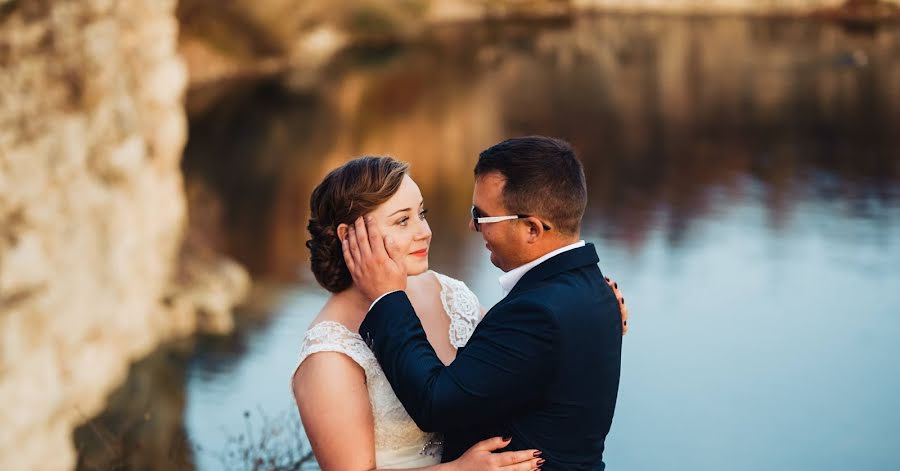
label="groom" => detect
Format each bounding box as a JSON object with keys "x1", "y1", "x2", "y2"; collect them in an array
[{"x1": 343, "y1": 136, "x2": 622, "y2": 470}]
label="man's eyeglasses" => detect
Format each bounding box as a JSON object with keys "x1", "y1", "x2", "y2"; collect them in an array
[{"x1": 471, "y1": 206, "x2": 551, "y2": 232}]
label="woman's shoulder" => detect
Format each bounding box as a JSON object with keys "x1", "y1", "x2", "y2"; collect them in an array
[
  {"x1": 409, "y1": 270, "x2": 480, "y2": 309},
  {"x1": 296, "y1": 316, "x2": 375, "y2": 374},
  {"x1": 417, "y1": 270, "x2": 469, "y2": 294},
  {"x1": 406, "y1": 270, "x2": 442, "y2": 295}
]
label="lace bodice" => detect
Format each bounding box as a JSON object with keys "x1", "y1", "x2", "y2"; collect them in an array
[{"x1": 295, "y1": 271, "x2": 482, "y2": 467}]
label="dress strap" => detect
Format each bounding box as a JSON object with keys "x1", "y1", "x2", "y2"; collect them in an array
[
  {"x1": 296, "y1": 321, "x2": 378, "y2": 378},
  {"x1": 431, "y1": 272, "x2": 482, "y2": 348}
]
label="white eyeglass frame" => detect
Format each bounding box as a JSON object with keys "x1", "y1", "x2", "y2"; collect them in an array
[
  {"x1": 474, "y1": 214, "x2": 525, "y2": 224},
  {"x1": 471, "y1": 206, "x2": 551, "y2": 232}
]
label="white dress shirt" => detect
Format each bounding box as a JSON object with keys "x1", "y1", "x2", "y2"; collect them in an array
[{"x1": 498, "y1": 240, "x2": 586, "y2": 296}]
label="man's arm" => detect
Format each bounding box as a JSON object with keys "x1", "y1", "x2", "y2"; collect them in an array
[
  {"x1": 342, "y1": 216, "x2": 559, "y2": 431},
  {"x1": 359, "y1": 291, "x2": 559, "y2": 432}
]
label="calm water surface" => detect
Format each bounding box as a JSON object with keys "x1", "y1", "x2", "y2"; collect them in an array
[{"x1": 79, "y1": 15, "x2": 900, "y2": 470}]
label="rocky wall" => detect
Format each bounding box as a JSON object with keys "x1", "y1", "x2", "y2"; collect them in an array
[{"x1": 0, "y1": 1, "x2": 190, "y2": 469}]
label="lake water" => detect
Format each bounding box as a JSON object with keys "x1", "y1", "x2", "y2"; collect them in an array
[{"x1": 77, "y1": 15, "x2": 900, "y2": 471}]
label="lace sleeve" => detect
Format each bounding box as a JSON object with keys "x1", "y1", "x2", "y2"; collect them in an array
[
  {"x1": 296, "y1": 321, "x2": 378, "y2": 380},
  {"x1": 432, "y1": 272, "x2": 483, "y2": 348}
]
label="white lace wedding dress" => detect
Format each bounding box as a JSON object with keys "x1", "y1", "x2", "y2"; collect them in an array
[{"x1": 295, "y1": 271, "x2": 482, "y2": 468}]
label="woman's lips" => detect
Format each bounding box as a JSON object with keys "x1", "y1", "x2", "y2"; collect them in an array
[{"x1": 410, "y1": 248, "x2": 428, "y2": 257}]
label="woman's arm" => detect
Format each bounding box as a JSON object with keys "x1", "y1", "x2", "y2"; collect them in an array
[
  {"x1": 292, "y1": 352, "x2": 378, "y2": 470},
  {"x1": 292, "y1": 353, "x2": 542, "y2": 471}
]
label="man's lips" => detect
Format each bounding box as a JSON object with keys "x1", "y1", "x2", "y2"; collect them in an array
[{"x1": 410, "y1": 248, "x2": 428, "y2": 257}]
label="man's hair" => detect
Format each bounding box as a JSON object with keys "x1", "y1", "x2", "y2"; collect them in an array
[{"x1": 474, "y1": 136, "x2": 586, "y2": 235}]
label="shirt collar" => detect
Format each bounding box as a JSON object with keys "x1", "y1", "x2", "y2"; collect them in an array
[{"x1": 498, "y1": 240, "x2": 586, "y2": 295}]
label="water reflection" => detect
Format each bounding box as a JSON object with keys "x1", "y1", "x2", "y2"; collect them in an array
[
  {"x1": 83, "y1": 15, "x2": 900, "y2": 471},
  {"x1": 183, "y1": 16, "x2": 900, "y2": 279}
]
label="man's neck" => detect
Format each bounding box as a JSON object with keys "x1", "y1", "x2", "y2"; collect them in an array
[
  {"x1": 521, "y1": 236, "x2": 581, "y2": 266},
  {"x1": 499, "y1": 239, "x2": 585, "y2": 293}
]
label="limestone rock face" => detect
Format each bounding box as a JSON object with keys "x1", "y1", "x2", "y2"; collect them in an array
[{"x1": 0, "y1": 1, "x2": 189, "y2": 469}]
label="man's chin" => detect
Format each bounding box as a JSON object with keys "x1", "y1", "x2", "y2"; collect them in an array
[{"x1": 489, "y1": 253, "x2": 505, "y2": 271}]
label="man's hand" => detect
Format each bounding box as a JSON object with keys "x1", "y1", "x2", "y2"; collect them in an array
[{"x1": 341, "y1": 216, "x2": 407, "y2": 303}]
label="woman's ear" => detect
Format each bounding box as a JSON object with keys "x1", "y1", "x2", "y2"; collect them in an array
[{"x1": 336, "y1": 223, "x2": 349, "y2": 242}]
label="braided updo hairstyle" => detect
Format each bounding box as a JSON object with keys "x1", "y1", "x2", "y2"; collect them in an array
[{"x1": 306, "y1": 156, "x2": 410, "y2": 293}]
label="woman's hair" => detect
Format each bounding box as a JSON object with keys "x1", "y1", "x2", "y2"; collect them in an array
[{"x1": 306, "y1": 156, "x2": 410, "y2": 293}]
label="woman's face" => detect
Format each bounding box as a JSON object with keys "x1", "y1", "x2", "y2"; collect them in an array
[{"x1": 340, "y1": 175, "x2": 432, "y2": 276}]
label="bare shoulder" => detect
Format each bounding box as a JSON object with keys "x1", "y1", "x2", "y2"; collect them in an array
[
  {"x1": 293, "y1": 296, "x2": 368, "y2": 399},
  {"x1": 407, "y1": 270, "x2": 443, "y2": 299},
  {"x1": 291, "y1": 339, "x2": 376, "y2": 469},
  {"x1": 423, "y1": 271, "x2": 479, "y2": 298},
  {"x1": 292, "y1": 351, "x2": 366, "y2": 401}
]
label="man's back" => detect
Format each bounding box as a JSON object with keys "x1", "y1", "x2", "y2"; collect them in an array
[{"x1": 443, "y1": 244, "x2": 623, "y2": 469}]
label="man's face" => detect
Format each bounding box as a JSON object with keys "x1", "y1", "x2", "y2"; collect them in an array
[{"x1": 470, "y1": 172, "x2": 526, "y2": 272}]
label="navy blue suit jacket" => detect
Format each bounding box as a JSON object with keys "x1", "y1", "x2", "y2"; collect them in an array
[{"x1": 359, "y1": 244, "x2": 622, "y2": 470}]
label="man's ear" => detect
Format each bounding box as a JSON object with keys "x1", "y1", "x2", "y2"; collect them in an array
[
  {"x1": 336, "y1": 223, "x2": 350, "y2": 241},
  {"x1": 524, "y1": 217, "x2": 545, "y2": 243}
]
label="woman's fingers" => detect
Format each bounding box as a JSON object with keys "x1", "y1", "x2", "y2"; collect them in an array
[
  {"x1": 500, "y1": 457, "x2": 543, "y2": 470},
  {"x1": 471, "y1": 436, "x2": 511, "y2": 452},
  {"x1": 495, "y1": 449, "x2": 541, "y2": 467}
]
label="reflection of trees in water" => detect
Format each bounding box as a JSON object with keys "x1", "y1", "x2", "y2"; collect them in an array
[
  {"x1": 183, "y1": 16, "x2": 900, "y2": 281},
  {"x1": 497, "y1": 16, "x2": 900, "y2": 247},
  {"x1": 182, "y1": 80, "x2": 341, "y2": 281}
]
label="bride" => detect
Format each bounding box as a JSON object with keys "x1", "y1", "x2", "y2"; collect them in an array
[{"x1": 291, "y1": 156, "x2": 625, "y2": 470}]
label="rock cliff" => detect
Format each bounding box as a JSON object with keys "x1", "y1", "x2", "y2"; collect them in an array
[{"x1": 0, "y1": 1, "x2": 241, "y2": 469}]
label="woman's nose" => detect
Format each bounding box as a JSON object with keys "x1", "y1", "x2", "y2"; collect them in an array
[{"x1": 415, "y1": 219, "x2": 432, "y2": 240}]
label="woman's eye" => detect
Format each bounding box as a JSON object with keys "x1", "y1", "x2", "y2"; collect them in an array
[
  {"x1": 397, "y1": 216, "x2": 409, "y2": 226},
  {"x1": 419, "y1": 209, "x2": 429, "y2": 220}
]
